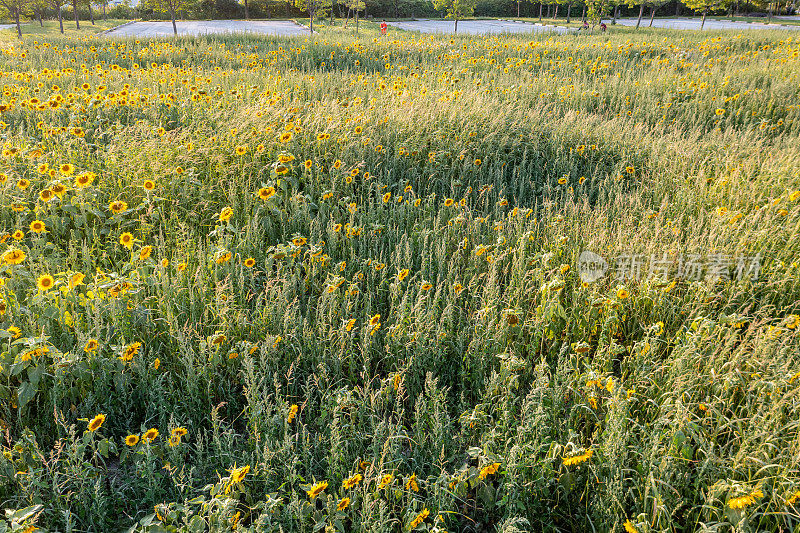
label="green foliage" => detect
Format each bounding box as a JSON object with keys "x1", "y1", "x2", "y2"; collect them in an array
[{"x1": 0, "y1": 26, "x2": 799, "y2": 533}]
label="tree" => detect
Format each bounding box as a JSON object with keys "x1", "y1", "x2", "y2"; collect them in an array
[
  {"x1": 294, "y1": 0, "x2": 331, "y2": 33},
  {"x1": 50, "y1": 0, "x2": 66, "y2": 32},
  {"x1": 0, "y1": 0, "x2": 28, "y2": 37},
  {"x1": 431, "y1": 0, "x2": 477, "y2": 32},
  {"x1": 683, "y1": 0, "x2": 730, "y2": 28},
  {"x1": 71, "y1": 0, "x2": 79, "y2": 28},
  {"x1": 96, "y1": 0, "x2": 108, "y2": 20},
  {"x1": 346, "y1": 0, "x2": 364, "y2": 31},
  {"x1": 585, "y1": 0, "x2": 611, "y2": 25},
  {"x1": 143, "y1": 0, "x2": 195, "y2": 34},
  {"x1": 31, "y1": 0, "x2": 47, "y2": 26},
  {"x1": 645, "y1": 0, "x2": 668, "y2": 25}
]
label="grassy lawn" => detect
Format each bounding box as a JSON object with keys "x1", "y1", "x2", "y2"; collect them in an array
[{"x1": 0, "y1": 18, "x2": 128, "y2": 37}]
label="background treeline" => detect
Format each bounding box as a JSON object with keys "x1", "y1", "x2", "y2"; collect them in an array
[{"x1": 3, "y1": 0, "x2": 798, "y2": 25}]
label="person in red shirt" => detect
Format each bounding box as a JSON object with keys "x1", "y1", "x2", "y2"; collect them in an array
[{"x1": 380, "y1": 20, "x2": 388, "y2": 35}]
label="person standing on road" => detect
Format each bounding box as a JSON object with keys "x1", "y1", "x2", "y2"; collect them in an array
[{"x1": 380, "y1": 20, "x2": 388, "y2": 35}]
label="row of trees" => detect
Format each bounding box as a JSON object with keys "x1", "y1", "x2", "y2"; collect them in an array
[
  {"x1": 1, "y1": 0, "x2": 794, "y2": 36},
  {"x1": 0, "y1": 0, "x2": 117, "y2": 37}
]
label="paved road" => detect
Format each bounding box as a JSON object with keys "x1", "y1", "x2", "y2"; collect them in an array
[
  {"x1": 105, "y1": 20, "x2": 309, "y2": 37},
  {"x1": 612, "y1": 16, "x2": 800, "y2": 30},
  {"x1": 0, "y1": 24, "x2": 17, "y2": 31},
  {"x1": 387, "y1": 19, "x2": 571, "y2": 35}
]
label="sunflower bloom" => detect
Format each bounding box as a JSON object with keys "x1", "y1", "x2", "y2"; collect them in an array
[{"x1": 88, "y1": 414, "x2": 106, "y2": 432}]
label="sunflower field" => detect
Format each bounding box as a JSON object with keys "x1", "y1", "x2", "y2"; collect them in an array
[{"x1": 0, "y1": 23, "x2": 799, "y2": 533}]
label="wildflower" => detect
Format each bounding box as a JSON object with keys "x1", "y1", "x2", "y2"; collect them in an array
[
  {"x1": 143, "y1": 428, "x2": 159, "y2": 442},
  {"x1": 88, "y1": 414, "x2": 106, "y2": 432},
  {"x1": 244, "y1": 258, "x2": 256, "y2": 268},
  {"x1": 218, "y1": 206, "x2": 233, "y2": 222},
  {"x1": 60, "y1": 163, "x2": 75, "y2": 176},
  {"x1": 410, "y1": 508, "x2": 429, "y2": 528},
  {"x1": 69, "y1": 272, "x2": 85, "y2": 290},
  {"x1": 125, "y1": 434, "x2": 140, "y2": 446},
  {"x1": 16, "y1": 179, "x2": 30, "y2": 190},
  {"x1": 292, "y1": 237, "x2": 307, "y2": 247},
  {"x1": 728, "y1": 489, "x2": 763, "y2": 510},
  {"x1": 306, "y1": 481, "x2": 328, "y2": 499},
  {"x1": 143, "y1": 179, "x2": 156, "y2": 191},
  {"x1": 383, "y1": 192, "x2": 391, "y2": 203},
  {"x1": 29, "y1": 220, "x2": 46, "y2": 233},
  {"x1": 378, "y1": 473, "x2": 393, "y2": 489},
  {"x1": 623, "y1": 520, "x2": 639, "y2": 533},
  {"x1": 172, "y1": 427, "x2": 188, "y2": 438},
  {"x1": 109, "y1": 200, "x2": 128, "y2": 214},
  {"x1": 139, "y1": 246, "x2": 153, "y2": 261},
  {"x1": 563, "y1": 449, "x2": 593, "y2": 466},
  {"x1": 12, "y1": 230, "x2": 24, "y2": 241},
  {"x1": 421, "y1": 283, "x2": 433, "y2": 291},
  {"x1": 216, "y1": 251, "x2": 232, "y2": 264},
  {"x1": 121, "y1": 342, "x2": 142, "y2": 362},
  {"x1": 287, "y1": 404, "x2": 298, "y2": 423},
  {"x1": 398, "y1": 269, "x2": 410, "y2": 282},
  {"x1": 37, "y1": 273, "x2": 55, "y2": 291},
  {"x1": 39, "y1": 189, "x2": 54, "y2": 202},
  {"x1": 235, "y1": 145, "x2": 248, "y2": 155},
  {"x1": 406, "y1": 473, "x2": 419, "y2": 492},
  {"x1": 444, "y1": 198, "x2": 454, "y2": 207},
  {"x1": 153, "y1": 358, "x2": 160, "y2": 370},
  {"x1": 787, "y1": 490, "x2": 800, "y2": 505},
  {"x1": 343, "y1": 473, "x2": 362, "y2": 490},
  {"x1": 225, "y1": 464, "x2": 250, "y2": 493},
  {"x1": 337, "y1": 497, "x2": 350, "y2": 511},
  {"x1": 715, "y1": 108, "x2": 725, "y2": 116},
  {"x1": 785, "y1": 314, "x2": 799, "y2": 329},
  {"x1": 478, "y1": 462, "x2": 500, "y2": 480},
  {"x1": 474, "y1": 159, "x2": 482, "y2": 166},
  {"x1": 75, "y1": 172, "x2": 94, "y2": 188},
  {"x1": 345, "y1": 319, "x2": 356, "y2": 332}
]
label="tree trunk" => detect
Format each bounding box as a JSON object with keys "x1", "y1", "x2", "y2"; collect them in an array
[
  {"x1": 344, "y1": 8, "x2": 350, "y2": 27},
  {"x1": 244, "y1": 0, "x2": 249, "y2": 19},
  {"x1": 554, "y1": 3, "x2": 558, "y2": 18},
  {"x1": 393, "y1": 0, "x2": 398, "y2": 18},
  {"x1": 170, "y1": 2, "x2": 177, "y2": 34},
  {"x1": 613, "y1": 4, "x2": 618, "y2": 22},
  {"x1": 310, "y1": 8, "x2": 314, "y2": 32},
  {"x1": 58, "y1": 6, "x2": 64, "y2": 33},
  {"x1": 649, "y1": 5, "x2": 655, "y2": 25},
  {"x1": 675, "y1": 1, "x2": 680, "y2": 15},
  {"x1": 538, "y1": 2, "x2": 543, "y2": 20},
  {"x1": 37, "y1": 8, "x2": 43, "y2": 26},
  {"x1": 355, "y1": 9, "x2": 359, "y2": 32},
  {"x1": 15, "y1": 8, "x2": 22, "y2": 37},
  {"x1": 768, "y1": 2, "x2": 773, "y2": 20},
  {"x1": 581, "y1": 4, "x2": 586, "y2": 21},
  {"x1": 636, "y1": 3, "x2": 643, "y2": 27},
  {"x1": 566, "y1": 2, "x2": 571, "y2": 21},
  {"x1": 517, "y1": 0, "x2": 520, "y2": 16},
  {"x1": 701, "y1": 6, "x2": 707, "y2": 28},
  {"x1": 73, "y1": 0, "x2": 80, "y2": 29},
  {"x1": 90, "y1": 4, "x2": 95, "y2": 24},
  {"x1": 103, "y1": 2, "x2": 106, "y2": 20},
  {"x1": 454, "y1": 17, "x2": 458, "y2": 32}
]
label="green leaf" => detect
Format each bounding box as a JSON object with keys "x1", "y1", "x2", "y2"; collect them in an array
[
  {"x1": 10, "y1": 505, "x2": 43, "y2": 523},
  {"x1": 16, "y1": 381, "x2": 38, "y2": 409}
]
